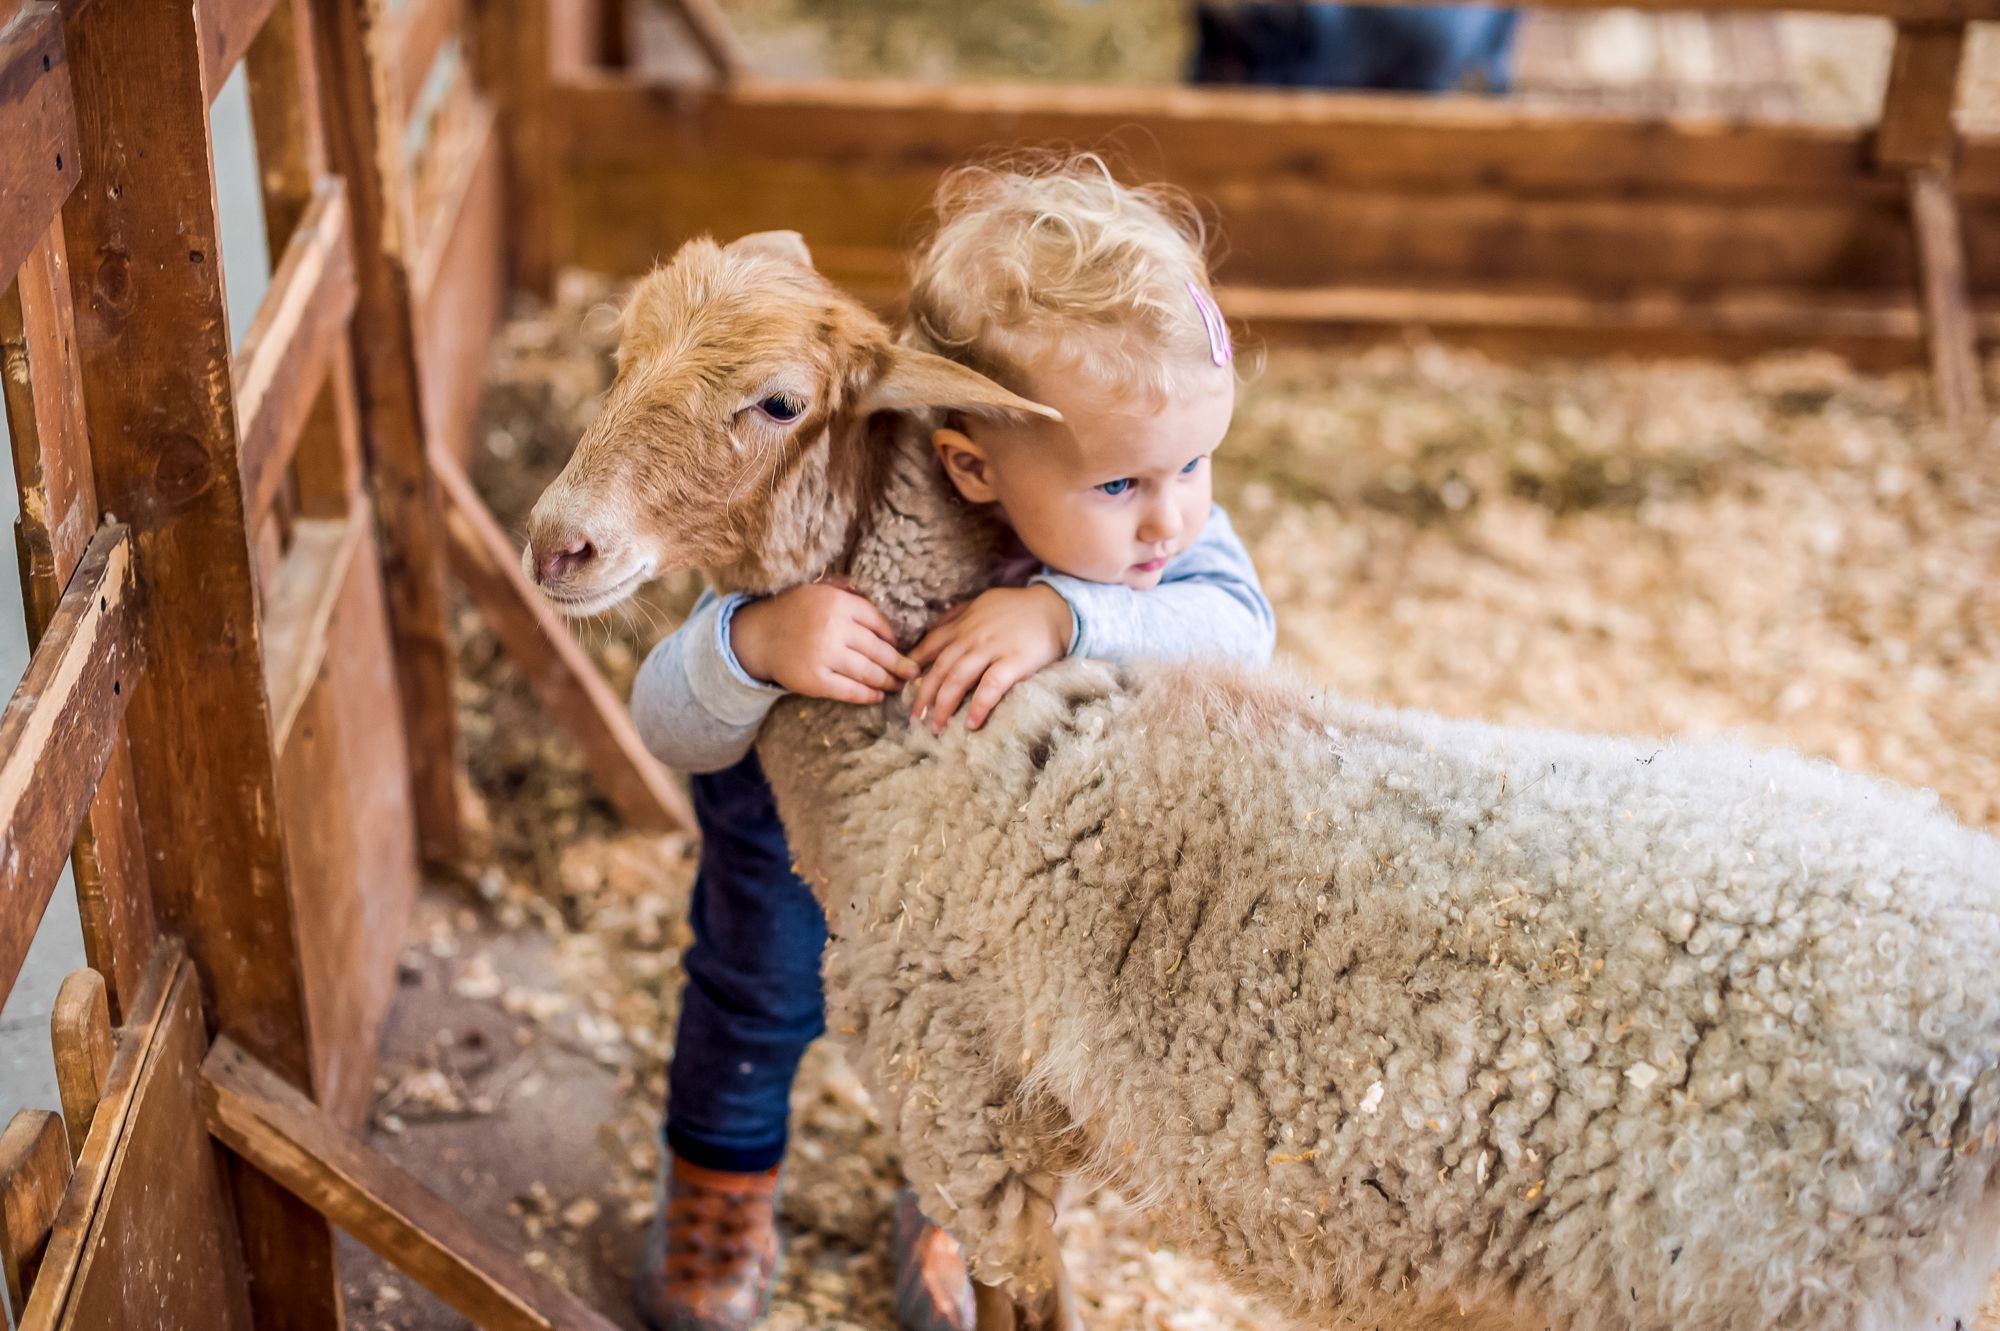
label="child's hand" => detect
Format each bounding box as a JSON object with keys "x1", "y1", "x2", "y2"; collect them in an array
[
  {"x1": 910, "y1": 586, "x2": 1072, "y2": 733},
  {"x1": 732, "y1": 584, "x2": 918, "y2": 705}
]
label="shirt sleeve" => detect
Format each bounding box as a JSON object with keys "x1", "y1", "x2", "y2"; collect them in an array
[
  {"x1": 1031, "y1": 506, "x2": 1276, "y2": 665},
  {"x1": 629, "y1": 589, "x2": 789, "y2": 774}
]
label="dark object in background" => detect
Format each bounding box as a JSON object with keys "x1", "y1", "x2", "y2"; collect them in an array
[{"x1": 1191, "y1": 1, "x2": 1520, "y2": 93}]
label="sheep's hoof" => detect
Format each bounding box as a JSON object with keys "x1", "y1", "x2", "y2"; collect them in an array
[{"x1": 971, "y1": 1266, "x2": 1083, "y2": 1331}]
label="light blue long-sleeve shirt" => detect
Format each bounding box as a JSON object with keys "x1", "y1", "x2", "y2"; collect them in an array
[{"x1": 631, "y1": 505, "x2": 1274, "y2": 773}]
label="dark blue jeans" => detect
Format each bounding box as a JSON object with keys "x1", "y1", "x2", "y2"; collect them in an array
[
  {"x1": 1192, "y1": 2, "x2": 1520, "y2": 94},
  {"x1": 664, "y1": 751, "x2": 826, "y2": 1173}
]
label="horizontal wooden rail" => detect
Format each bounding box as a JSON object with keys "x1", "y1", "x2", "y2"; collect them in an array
[
  {"x1": 234, "y1": 180, "x2": 358, "y2": 524},
  {"x1": 0, "y1": 3, "x2": 78, "y2": 280},
  {"x1": 0, "y1": 526, "x2": 139, "y2": 1011},
  {"x1": 552, "y1": 76, "x2": 2000, "y2": 202},
  {"x1": 433, "y1": 449, "x2": 693, "y2": 832},
  {"x1": 261, "y1": 515, "x2": 365, "y2": 751},
  {"x1": 199, "y1": 0, "x2": 282, "y2": 103},
  {"x1": 392, "y1": 0, "x2": 463, "y2": 120},
  {"x1": 202, "y1": 1037, "x2": 624, "y2": 1331},
  {"x1": 14, "y1": 940, "x2": 180, "y2": 1331}
]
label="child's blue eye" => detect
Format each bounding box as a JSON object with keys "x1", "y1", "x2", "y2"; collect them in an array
[
  {"x1": 1096, "y1": 478, "x2": 1133, "y2": 496},
  {"x1": 1181, "y1": 456, "x2": 1204, "y2": 474},
  {"x1": 759, "y1": 393, "x2": 806, "y2": 423}
]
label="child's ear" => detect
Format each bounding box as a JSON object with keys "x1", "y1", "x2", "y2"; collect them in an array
[
  {"x1": 860, "y1": 346, "x2": 1060, "y2": 422},
  {"x1": 931, "y1": 427, "x2": 998, "y2": 504}
]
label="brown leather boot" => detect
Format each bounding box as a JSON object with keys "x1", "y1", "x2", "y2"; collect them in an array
[
  {"x1": 633, "y1": 1156, "x2": 782, "y2": 1331},
  {"x1": 894, "y1": 1189, "x2": 975, "y2": 1331}
]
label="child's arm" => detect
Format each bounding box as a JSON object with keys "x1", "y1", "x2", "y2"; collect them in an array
[
  {"x1": 910, "y1": 506, "x2": 1274, "y2": 732},
  {"x1": 630, "y1": 590, "x2": 786, "y2": 774},
  {"x1": 1033, "y1": 506, "x2": 1275, "y2": 665},
  {"x1": 632, "y1": 585, "x2": 918, "y2": 773}
]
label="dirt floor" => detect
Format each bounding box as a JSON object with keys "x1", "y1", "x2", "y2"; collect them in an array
[{"x1": 337, "y1": 262, "x2": 2000, "y2": 1329}]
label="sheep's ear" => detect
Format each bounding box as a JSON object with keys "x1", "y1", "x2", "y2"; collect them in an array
[
  {"x1": 727, "y1": 230, "x2": 814, "y2": 269},
  {"x1": 858, "y1": 346, "x2": 1061, "y2": 422}
]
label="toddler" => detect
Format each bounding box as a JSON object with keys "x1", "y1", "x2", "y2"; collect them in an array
[{"x1": 629, "y1": 157, "x2": 1275, "y2": 1331}]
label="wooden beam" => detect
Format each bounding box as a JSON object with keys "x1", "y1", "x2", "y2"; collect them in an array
[
  {"x1": 261, "y1": 515, "x2": 365, "y2": 751},
  {"x1": 1876, "y1": 23, "x2": 1966, "y2": 172},
  {"x1": 233, "y1": 181, "x2": 359, "y2": 526},
  {"x1": 415, "y1": 96, "x2": 505, "y2": 463},
  {"x1": 0, "y1": 4, "x2": 78, "y2": 280},
  {"x1": 202, "y1": 1037, "x2": 627, "y2": 1331},
  {"x1": 14, "y1": 940, "x2": 179, "y2": 1331},
  {"x1": 60, "y1": 0, "x2": 342, "y2": 1322},
  {"x1": 38, "y1": 957, "x2": 254, "y2": 1331},
  {"x1": 1909, "y1": 168, "x2": 1987, "y2": 431},
  {"x1": 3, "y1": 228, "x2": 157, "y2": 1024},
  {"x1": 392, "y1": 0, "x2": 464, "y2": 120},
  {"x1": 49, "y1": 970, "x2": 113, "y2": 1161},
  {"x1": 198, "y1": 0, "x2": 283, "y2": 104},
  {"x1": 434, "y1": 449, "x2": 694, "y2": 832},
  {"x1": 244, "y1": 0, "x2": 329, "y2": 250},
  {"x1": 553, "y1": 76, "x2": 1927, "y2": 201},
  {"x1": 0, "y1": 1112, "x2": 68, "y2": 1311},
  {"x1": 475, "y1": 0, "x2": 555, "y2": 294},
  {"x1": 0, "y1": 527, "x2": 138, "y2": 1012},
  {"x1": 313, "y1": 0, "x2": 467, "y2": 865}
]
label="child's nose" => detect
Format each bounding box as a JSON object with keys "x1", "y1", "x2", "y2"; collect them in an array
[{"x1": 1139, "y1": 498, "x2": 1182, "y2": 544}]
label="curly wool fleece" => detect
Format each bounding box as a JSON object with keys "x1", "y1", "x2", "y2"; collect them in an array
[{"x1": 760, "y1": 650, "x2": 2000, "y2": 1331}]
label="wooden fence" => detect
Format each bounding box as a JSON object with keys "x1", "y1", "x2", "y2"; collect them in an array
[{"x1": 0, "y1": 0, "x2": 1989, "y2": 1326}]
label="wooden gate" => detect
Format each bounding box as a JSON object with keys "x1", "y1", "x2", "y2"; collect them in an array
[{"x1": 0, "y1": 0, "x2": 671, "y2": 1324}]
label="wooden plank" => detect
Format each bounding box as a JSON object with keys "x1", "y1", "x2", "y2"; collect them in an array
[
  {"x1": 233, "y1": 182, "x2": 359, "y2": 526},
  {"x1": 261, "y1": 516, "x2": 364, "y2": 751},
  {"x1": 36, "y1": 960, "x2": 255, "y2": 1331},
  {"x1": 0, "y1": 1112, "x2": 68, "y2": 1311},
  {"x1": 1877, "y1": 23, "x2": 1967, "y2": 171},
  {"x1": 552, "y1": 76, "x2": 1924, "y2": 201},
  {"x1": 0, "y1": 4, "x2": 78, "y2": 280},
  {"x1": 244, "y1": 0, "x2": 329, "y2": 250},
  {"x1": 0, "y1": 527, "x2": 138, "y2": 1012},
  {"x1": 14, "y1": 940, "x2": 178, "y2": 1331},
  {"x1": 198, "y1": 0, "x2": 283, "y2": 104},
  {"x1": 276, "y1": 521, "x2": 419, "y2": 1127},
  {"x1": 59, "y1": 1, "x2": 341, "y2": 1324},
  {"x1": 434, "y1": 449, "x2": 694, "y2": 831},
  {"x1": 475, "y1": 0, "x2": 555, "y2": 294},
  {"x1": 312, "y1": 0, "x2": 467, "y2": 865},
  {"x1": 202, "y1": 1037, "x2": 626, "y2": 1331},
  {"x1": 393, "y1": 0, "x2": 464, "y2": 120},
  {"x1": 49, "y1": 969, "x2": 113, "y2": 1160},
  {"x1": 1, "y1": 227, "x2": 156, "y2": 1022},
  {"x1": 1909, "y1": 167, "x2": 1987, "y2": 430},
  {"x1": 416, "y1": 97, "x2": 505, "y2": 463}
]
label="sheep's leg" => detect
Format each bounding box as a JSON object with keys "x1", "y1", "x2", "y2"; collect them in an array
[{"x1": 971, "y1": 1221, "x2": 1082, "y2": 1331}]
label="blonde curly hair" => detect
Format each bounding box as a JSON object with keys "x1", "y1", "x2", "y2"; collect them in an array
[{"x1": 904, "y1": 153, "x2": 1224, "y2": 409}]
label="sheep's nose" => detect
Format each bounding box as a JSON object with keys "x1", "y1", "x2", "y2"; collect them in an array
[{"x1": 536, "y1": 537, "x2": 596, "y2": 583}]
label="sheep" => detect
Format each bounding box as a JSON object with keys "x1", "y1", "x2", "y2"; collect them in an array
[{"x1": 524, "y1": 231, "x2": 2000, "y2": 1331}]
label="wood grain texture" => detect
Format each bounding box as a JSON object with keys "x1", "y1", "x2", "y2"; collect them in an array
[
  {"x1": 0, "y1": 527, "x2": 138, "y2": 1011},
  {"x1": 59, "y1": 1, "x2": 341, "y2": 1323},
  {"x1": 474, "y1": 0, "x2": 554, "y2": 293},
  {"x1": 1877, "y1": 23, "x2": 1967, "y2": 171},
  {"x1": 259, "y1": 516, "x2": 364, "y2": 752},
  {"x1": 2, "y1": 226, "x2": 156, "y2": 1021},
  {"x1": 244, "y1": 0, "x2": 328, "y2": 249},
  {"x1": 0, "y1": 1111, "x2": 68, "y2": 1310},
  {"x1": 49, "y1": 969, "x2": 113, "y2": 1159},
  {"x1": 1909, "y1": 168, "x2": 1987, "y2": 431},
  {"x1": 415, "y1": 95, "x2": 505, "y2": 463},
  {"x1": 392, "y1": 0, "x2": 463, "y2": 119},
  {"x1": 276, "y1": 520, "x2": 420, "y2": 1127},
  {"x1": 14, "y1": 940, "x2": 177, "y2": 1331},
  {"x1": 435, "y1": 448, "x2": 693, "y2": 831},
  {"x1": 313, "y1": 0, "x2": 466, "y2": 865},
  {"x1": 202, "y1": 1037, "x2": 625, "y2": 1331},
  {"x1": 198, "y1": 0, "x2": 282, "y2": 104},
  {"x1": 233, "y1": 181, "x2": 358, "y2": 526},
  {"x1": 45, "y1": 962, "x2": 255, "y2": 1331},
  {"x1": 0, "y1": 3, "x2": 77, "y2": 280}
]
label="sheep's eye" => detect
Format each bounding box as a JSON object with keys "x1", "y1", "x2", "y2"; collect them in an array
[{"x1": 759, "y1": 393, "x2": 806, "y2": 423}]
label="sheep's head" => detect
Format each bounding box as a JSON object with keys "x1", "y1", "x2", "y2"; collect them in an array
[{"x1": 525, "y1": 231, "x2": 1056, "y2": 615}]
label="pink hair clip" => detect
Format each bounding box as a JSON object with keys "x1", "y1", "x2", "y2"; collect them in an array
[{"x1": 1189, "y1": 282, "x2": 1233, "y2": 367}]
